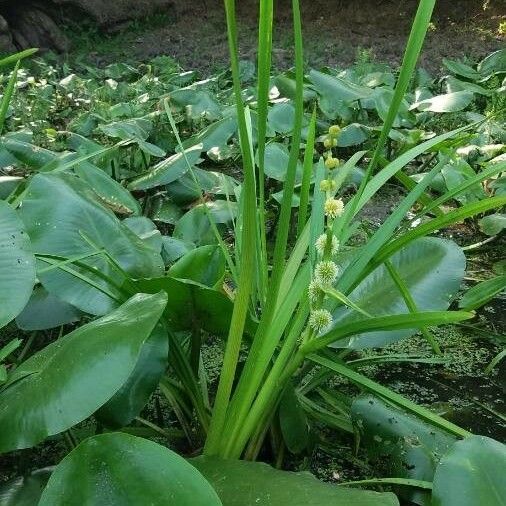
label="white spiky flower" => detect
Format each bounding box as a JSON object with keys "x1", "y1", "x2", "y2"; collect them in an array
[
  {"x1": 308, "y1": 279, "x2": 322, "y2": 303},
  {"x1": 315, "y1": 233, "x2": 339, "y2": 256},
  {"x1": 324, "y1": 198, "x2": 344, "y2": 219},
  {"x1": 309, "y1": 309, "x2": 333, "y2": 333},
  {"x1": 315, "y1": 260, "x2": 339, "y2": 286}
]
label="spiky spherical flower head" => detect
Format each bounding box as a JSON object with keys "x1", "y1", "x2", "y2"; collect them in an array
[
  {"x1": 309, "y1": 308, "x2": 333, "y2": 333},
  {"x1": 324, "y1": 198, "x2": 344, "y2": 219},
  {"x1": 329, "y1": 125, "x2": 341, "y2": 137},
  {"x1": 308, "y1": 279, "x2": 322, "y2": 303},
  {"x1": 315, "y1": 233, "x2": 339, "y2": 256},
  {"x1": 315, "y1": 260, "x2": 339, "y2": 286},
  {"x1": 320, "y1": 179, "x2": 337, "y2": 192},
  {"x1": 323, "y1": 137, "x2": 337, "y2": 149},
  {"x1": 324, "y1": 157, "x2": 340, "y2": 170}
]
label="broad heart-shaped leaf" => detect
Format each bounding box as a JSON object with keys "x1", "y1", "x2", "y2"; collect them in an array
[
  {"x1": 268, "y1": 102, "x2": 298, "y2": 134},
  {"x1": 150, "y1": 197, "x2": 183, "y2": 225},
  {"x1": 166, "y1": 167, "x2": 238, "y2": 205},
  {"x1": 135, "y1": 276, "x2": 256, "y2": 336},
  {"x1": 39, "y1": 433, "x2": 222, "y2": 506},
  {"x1": 442, "y1": 58, "x2": 480, "y2": 80},
  {"x1": 0, "y1": 468, "x2": 52, "y2": 506},
  {"x1": 279, "y1": 382, "x2": 309, "y2": 454},
  {"x1": 161, "y1": 236, "x2": 196, "y2": 264},
  {"x1": 95, "y1": 324, "x2": 168, "y2": 429},
  {"x1": 479, "y1": 213, "x2": 506, "y2": 236},
  {"x1": 15, "y1": 286, "x2": 81, "y2": 331},
  {"x1": 336, "y1": 123, "x2": 370, "y2": 147},
  {"x1": 168, "y1": 245, "x2": 225, "y2": 288},
  {"x1": 170, "y1": 88, "x2": 222, "y2": 121},
  {"x1": 180, "y1": 115, "x2": 238, "y2": 152},
  {"x1": 0, "y1": 176, "x2": 22, "y2": 199},
  {"x1": 18, "y1": 173, "x2": 164, "y2": 315},
  {"x1": 411, "y1": 90, "x2": 474, "y2": 113},
  {"x1": 74, "y1": 161, "x2": 141, "y2": 215},
  {"x1": 98, "y1": 117, "x2": 152, "y2": 141},
  {"x1": 274, "y1": 73, "x2": 317, "y2": 102},
  {"x1": 330, "y1": 238, "x2": 465, "y2": 349},
  {"x1": 352, "y1": 395, "x2": 457, "y2": 506},
  {"x1": 373, "y1": 88, "x2": 414, "y2": 128},
  {"x1": 432, "y1": 436, "x2": 506, "y2": 506},
  {"x1": 308, "y1": 69, "x2": 373, "y2": 103},
  {"x1": 190, "y1": 457, "x2": 398, "y2": 506},
  {"x1": 127, "y1": 144, "x2": 202, "y2": 190},
  {"x1": 123, "y1": 216, "x2": 163, "y2": 254},
  {"x1": 0, "y1": 201, "x2": 35, "y2": 329},
  {"x1": 1, "y1": 138, "x2": 55, "y2": 168},
  {"x1": 477, "y1": 48, "x2": 506, "y2": 77},
  {"x1": 174, "y1": 200, "x2": 238, "y2": 246},
  {"x1": 262, "y1": 142, "x2": 303, "y2": 182},
  {"x1": 0, "y1": 292, "x2": 167, "y2": 453},
  {"x1": 441, "y1": 157, "x2": 486, "y2": 204}
]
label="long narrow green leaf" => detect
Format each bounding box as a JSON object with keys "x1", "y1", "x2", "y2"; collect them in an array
[
  {"x1": 221, "y1": 262, "x2": 311, "y2": 456},
  {"x1": 266, "y1": 0, "x2": 305, "y2": 307},
  {"x1": 276, "y1": 224, "x2": 310, "y2": 312},
  {"x1": 334, "y1": 123, "x2": 473, "y2": 242},
  {"x1": 297, "y1": 108, "x2": 317, "y2": 235},
  {"x1": 228, "y1": 302, "x2": 311, "y2": 457},
  {"x1": 0, "y1": 48, "x2": 38, "y2": 68},
  {"x1": 338, "y1": 156, "x2": 447, "y2": 292},
  {"x1": 383, "y1": 258, "x2": 441, "y2": 354},
  {"x1": 0, "y1": 61, "x2": 19, "y2": 134},
  {"x1": 310, "y1": 158, "x2": 326, "y2": 267},
  {"x1": 338, "y1": 478, "x2": 433, "y2": 489},
  {"x1": 321, "y1": 286, "x2": 372, "y2": 318},
  {"x1": 371, "y1": 196, "x2": 506, "y2": 269},
  {"x1": 414, "y1": 161, "x2": 506, "y2": 220},
  {"x1": 214, "y1": 0, "x2": 306, "y2": 457},
  {"x1": 205, "y1": 0, "x2": 259, "y2": 455},
  {"x1": 307, "y1": 353, "x2": 471, "y2": 438},
  {"x1": 339, "y1": 0, "x2": 436, "y2": 234},
  {"x1": 255, "y1": 0, "x2": 274, "y2": 307},
  {"x1": 303, "y1": 311, "x2": 474, "y2": 352}
]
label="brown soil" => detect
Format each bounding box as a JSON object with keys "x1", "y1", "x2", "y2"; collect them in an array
[{"x1": 111, "y1": 0, "x2": 506, "y2": 74}]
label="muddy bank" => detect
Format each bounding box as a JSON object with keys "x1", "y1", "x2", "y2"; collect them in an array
[{"x1": 90, "y1": 0, "x2": 506, "y2": 73}]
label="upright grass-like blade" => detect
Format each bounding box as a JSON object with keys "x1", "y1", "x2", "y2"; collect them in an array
[
  {"x1": 255, "y1": 0, "x2": 274, "y2": 308},
  {"x1": 339, "y1": 0, "x2": 436, "y2": 234},
  {"x1": 228, "y1": 302, "x2": 311, "y2": 457},
  {"x1": 264, "y1": 0, "x2": 305, "y2": 312},
  {"x1": 362, "y1": 0, "x2": 435, "y2": 181},
  {"x1": 213, "y1": 0, "x2": 306, "y2": 457},
  {"x1": 0, "y1": 61, "x2": 19, "y2": 134},
  {"x1": 309, "y1": 158, "x2": 326, "y2": 267},
  {"x1": 205, "y1": 0, "x2": 259, "y2": 455},
  {"x1": 297, "y1": 108, "x2": 317, "y2": 235},
  {"x1": 307, "y1": 353, "x2": 471, "y2": 438}
]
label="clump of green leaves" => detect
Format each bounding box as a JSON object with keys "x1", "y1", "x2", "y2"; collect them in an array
[{"x1": 0, "y1": 2, "x2": 505, "y2": 506}]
